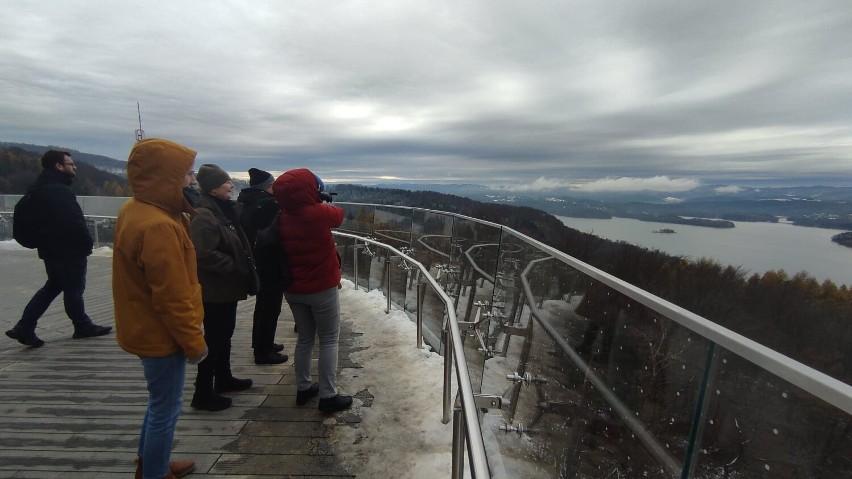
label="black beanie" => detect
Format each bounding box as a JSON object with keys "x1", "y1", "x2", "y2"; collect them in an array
[
  {"x1": 248, "y1": 168, "x2": 274, "y2": 190},
  {"x1": 196, "y1": 164, "x2": 231, "y2": 193}
]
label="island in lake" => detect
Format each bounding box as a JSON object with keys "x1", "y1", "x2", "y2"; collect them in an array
[
  {"x1": 831, "y1": 232, "x2": 852, "y2": 248},
  {"x1": 633, "y1": 214, "x2": 736, "y2": 229}
]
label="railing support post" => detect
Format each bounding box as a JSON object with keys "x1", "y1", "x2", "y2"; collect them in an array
[
  {"x1": 416, "y1": 280, "x2": 427, "y2": 349},
  {"x1": 442, "y1": 328, "x2": 453, "y2": 424},
  {"x1": 385, "y1": 257, "x2": 392, "y2": 314},
  {"x1": 353, "y1": 243, "x2": 362, "y2": 291},
  {"x1": 682, "y1": 343, "x2": 717, "y2": 479},
  {"x1": 452, "y1": 398, "x2": 466, "y2": 479}
]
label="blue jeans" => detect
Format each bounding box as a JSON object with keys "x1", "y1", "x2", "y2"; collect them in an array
[
  {"x1": 139, "y1": 352, "x2": 186, "y2": 479},
  {"x1": 285, "y1": 287, "x2": 340, "y2": 399},
  {"x1": 14, "y1": 257, "x2": 94, "y2": 334}
]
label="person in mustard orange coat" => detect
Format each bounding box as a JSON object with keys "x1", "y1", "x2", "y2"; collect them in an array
[{"x1": 113, "y1": 138, "x2": 206, "y2": 479}]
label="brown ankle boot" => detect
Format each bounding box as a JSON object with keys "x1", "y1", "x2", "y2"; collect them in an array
[{"x1": 135, "y1": 457, "x2": 196, "y2": 478}]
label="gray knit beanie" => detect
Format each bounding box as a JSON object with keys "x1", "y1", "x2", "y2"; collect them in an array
[{"x1": 196, "y1": 164, "x2": 231, "y2": 193}]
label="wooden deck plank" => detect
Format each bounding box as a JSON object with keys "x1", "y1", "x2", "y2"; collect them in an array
[{"x1": 0, "y1": 250, "x2": 356, "y2": 478}]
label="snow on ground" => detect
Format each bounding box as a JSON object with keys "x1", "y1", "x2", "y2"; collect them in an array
[
  {"x1": 0, "y1": 239, "x2": 28, "y2": 251},
  {"x1": 334, "y1": 279, "x2": 468, "y2": 478}
]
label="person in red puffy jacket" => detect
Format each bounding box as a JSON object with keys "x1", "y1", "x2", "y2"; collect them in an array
[{"x1": 272, "y1": 168, "x2": 352, "y2": 413}]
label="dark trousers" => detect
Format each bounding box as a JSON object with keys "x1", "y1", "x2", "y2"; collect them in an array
[
  {"x1": 195, "y1": 302, "x2": 237, "y2": 394},
  {"x1": 252, "y1": 285, "x2": 283, "y2": 356},
  {"x1": 14, "y1": 257, "x2": 94, "y2": 334}
]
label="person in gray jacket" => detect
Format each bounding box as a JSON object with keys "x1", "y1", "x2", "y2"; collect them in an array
[{"x1": 189, "y1": 164, "x2": 255, "y2": 411}]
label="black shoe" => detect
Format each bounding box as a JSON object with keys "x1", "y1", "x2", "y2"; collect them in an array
[
  {"x1": 296, "y1": 383, "x2": 319, "y2": 406},
  {"x1": 6, "y1": 329, "x2": 45, "y2": 348},
  {"x1": 72, "y1": 324, "x2": 112, "y2": 339},
  {"x1": 191, "y1": 391, "x2": 232, "y2": 411},
  {"x1": 272, "y1": 343, "x2": 284, "y2": 352},
  {"x1": 318, "y1": 394, "x2": 353, "y2": 413},
  {"x1": 254, "y1": 351, "x2": 289, "y2": 365},
  {"x1": 215, "y1": 377, "x2": 253, "y2": 393}
]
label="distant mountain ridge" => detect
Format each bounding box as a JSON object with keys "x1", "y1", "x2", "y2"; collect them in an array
[
  {"x1": 3, "y1": 142, "x2": 851, "y2": 229},
  {"x1": 366, "y1": 182, "x2": 852, "y2": 230}
]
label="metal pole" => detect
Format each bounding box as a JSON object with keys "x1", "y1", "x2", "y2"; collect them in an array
[
  {"x1": 385, "y1": 257, "x2": 392, "y2": 314},
  {"x1": 452, "y1": 401, "x2": 466, "y2": 479},
  {"x1": 416, "y1": 280, "x2": 426, "y2": 349},
  {"x1": 442, "y1": 328, "x2": 453, "y2": 424},
  {"x1": 353, "y1": 242, "x2": 360, "y2": 291}
]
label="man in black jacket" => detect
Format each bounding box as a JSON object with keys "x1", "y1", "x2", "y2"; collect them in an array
[
  {"x1": 237, "y1": 168, "x2": 288, "y2": 365},
  {"x1": 5, "y1": 150, "x2": 112, "y2": 348}
]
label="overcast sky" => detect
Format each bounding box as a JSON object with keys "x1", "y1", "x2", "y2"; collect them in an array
[{"x1": 2, "y1": 1, "x2": 852, "y2": 191}]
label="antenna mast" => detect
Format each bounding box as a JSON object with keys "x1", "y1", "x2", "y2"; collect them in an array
[{"x1": 135, "y1": 102, "x2": 145, "y2": 141}]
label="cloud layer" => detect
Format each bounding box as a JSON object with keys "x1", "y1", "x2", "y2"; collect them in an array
[{"x1": 2, "y1": 1, "x2": 851, "y2": 189}]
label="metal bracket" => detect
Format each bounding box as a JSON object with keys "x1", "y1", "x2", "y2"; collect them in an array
[
  {"x1": 499, "y1": 422, "x2": 533, "y2": 437},
  {"x1": 355, "y1": 243, "x2": 375, "y2": 257},
  {"x1": 506, "y1": 371, "x2": 548, "y2": 387},
  {"x1": 473, "y1": 394, "x2": 505, "y2": 411},
  {"x1": 501, "y1": 326, "x2": 528, "y2": 336}
]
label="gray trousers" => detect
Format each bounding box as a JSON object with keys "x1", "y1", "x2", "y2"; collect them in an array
[{"x1": 284, "y1": 286, "x2": 340, "y2": 399}]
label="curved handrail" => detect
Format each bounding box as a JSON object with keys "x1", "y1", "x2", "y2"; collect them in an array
[
  {"x1": 519, "y1": 256, "x2": 682, "y2": 476},
  {"x1": 333, "y1": 231, "x2": 491, "y2": 478},
  {"x1": 501, "y1": 226, "x2": 852, "y2": 416}
]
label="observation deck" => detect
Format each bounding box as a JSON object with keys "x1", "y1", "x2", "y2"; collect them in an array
[
  {"x1": 0, "y1": 248, "x2": 361, "y2": 478},
  {"x1": 0, "y1": 196, "x2": 850, "y2": 478}
]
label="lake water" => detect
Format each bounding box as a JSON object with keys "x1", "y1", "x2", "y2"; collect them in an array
[{"x1": 557, "y1": 216, "x2": 852, "y2": 287}]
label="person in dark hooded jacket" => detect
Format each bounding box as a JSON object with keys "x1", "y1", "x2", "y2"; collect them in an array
[
  {"x1": 236, "y1": 167, "x2": 288, "y2": 365},
  {"x1": 273, "y1": 168, "x2": 352, "y2": 413},
  {"x1": 6, "y1": 150, "x2": 112, "y2": 348}
]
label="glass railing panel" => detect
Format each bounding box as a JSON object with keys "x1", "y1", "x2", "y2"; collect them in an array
[
  {"x1": 388, "y1": 255, "x2": 412, "y2": 315},
  {"x1": 370, "y1": 206, "x2": 414, "y2": 311},
  {"x1": 0, "y1": 212, "x2": 12, "y2": 241},
  {"x1": 337, "y1": 202, "x2": 375, "y2": 235},
  {"x1": 76, "y1": 196, "x2": 127, "y2": 216},
  {"x1": 483, "y1": 229, "x2": 530, "y2": 362},
  {"x1": 87, "y1": 216, "x2": 117, "y2": 248},
  {"x1": 481, "y1": 256, "x2": 715, "y2": 478},
  {"x1": 411, "y1": 210, "x2": 454, "y2": 272},
  {"x1": 373, "y1": 206, "x2": 412, "y2": 250},
  {"x1": 336, "y1": 237, "x2": 357, "y2": 284},
  {"x1": 365, "y1": 249, "x2": 384, "y2": 291},
  {"x1": 450, "y1": 217, "x2": 503, "y2": 395},
  {"x1": 0, "y1": 211, "x2": 117, "y2": 248},
  {"x1": 410, "y1": 210, "x2": 456, "y2": 355},
  {"x1": 421, "y1": 280, "x2": 450, "y2": 356},
  {"x1": 692, "y1": 347, "x2": 852, "y2": 478}
]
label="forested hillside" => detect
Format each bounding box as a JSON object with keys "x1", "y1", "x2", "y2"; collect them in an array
[
  {"x1": 0, "y1": 142, "x2": 127, "y2": 174},
  {"x1": 0, "y1": 146, "x2": 130, "y2": 196},
  {"x1": 333, "y1": 183, "x2": 852, "y2": 383}
]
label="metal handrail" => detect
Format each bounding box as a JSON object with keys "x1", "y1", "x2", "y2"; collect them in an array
[
  {"x1": 519, "y1": 256, "x2": 682, "y2": 476},
  {"x1": 333, "y1": 231, "x2": 491, "y2": 478},
  {"x1": 502, "y1": 226, "x2": 852, "y2": 416}
]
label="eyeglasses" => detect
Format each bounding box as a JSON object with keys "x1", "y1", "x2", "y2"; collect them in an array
[
  {"x1": 63, "y1": 162, "x2": 76, "y2": 167},
  {"x1": 187, "y1": 170, "x2": 196, "y2": 177}
]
